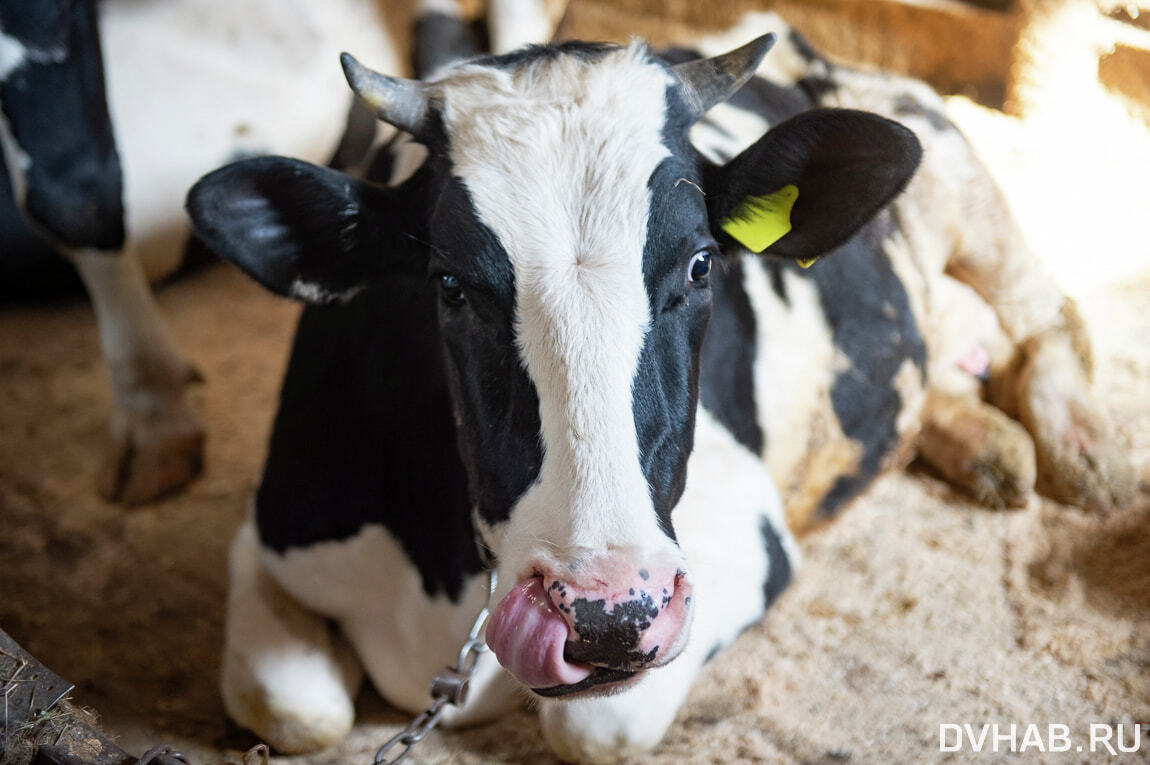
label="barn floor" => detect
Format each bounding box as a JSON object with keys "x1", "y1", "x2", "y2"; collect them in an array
[{"x1": 3, "y1": 10, "x2": 1150, "y2": 765}]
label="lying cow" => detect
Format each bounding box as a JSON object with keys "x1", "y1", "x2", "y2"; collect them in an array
[{"x1": 186, "y1": 6, "x2": 1133, "y2": 763}]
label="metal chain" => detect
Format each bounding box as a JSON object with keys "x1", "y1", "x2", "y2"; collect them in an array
[{"x1": 372, "y1": 569, "x2": 497, "y2": 765}]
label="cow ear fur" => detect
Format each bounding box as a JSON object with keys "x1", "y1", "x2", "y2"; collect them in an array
[
  {"x1": 704, "y1": 108, "x2": 922, "y2": 263},
  {"x1": 186, "y1": 156, "x2": 425, "y2": 303}
]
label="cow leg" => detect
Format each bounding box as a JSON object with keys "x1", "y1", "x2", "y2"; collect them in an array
[
  {"x1": 997, "y1": 326, "x2": 1135, "y2": 511},
  {"x1": 221, "y1": 518, "x2": 364, "y2": 754},
  {"x1": 917, "y1": 390, "x2": 1035, "y2": 508},
  {"x1": 916, "y1": 276, "x2": 1033, "y2": 508},
  {"x1": 69, "y1": 248, "x2": 205, "y2": 504},
  {"x1": 539, "y1": 410, "x2": 797, "y2": 763},
  {"x1": 939, "y1": 158, "x2": 1134, "y2": 511}
]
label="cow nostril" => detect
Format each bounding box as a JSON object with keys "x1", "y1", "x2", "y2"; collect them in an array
[{"x1": 550, "y1": 575, "x2": 691, "y2": 672}]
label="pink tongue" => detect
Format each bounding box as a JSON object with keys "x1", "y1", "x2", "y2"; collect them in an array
[{"x1": 486, "y1": 577, "x2": 593, "y2": 688}]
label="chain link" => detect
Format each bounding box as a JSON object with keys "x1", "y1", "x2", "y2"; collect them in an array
[{"x1": 372, "y1": 570, "x2": 497, "y2": 765}]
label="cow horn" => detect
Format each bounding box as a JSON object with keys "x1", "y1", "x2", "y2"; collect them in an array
[
  {"x1": 340, "y1": 53, "x2": 430, "y2": 137},
  {"x1": 672, "y1": 33, "x2": 777, "y2": 121}
]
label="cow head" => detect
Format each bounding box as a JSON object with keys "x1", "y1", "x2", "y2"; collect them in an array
[{"x1": 187, "y1": 37, "x2": 920, "y2": 697}]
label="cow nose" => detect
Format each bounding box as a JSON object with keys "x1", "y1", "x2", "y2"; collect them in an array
[{"x1": 544, "y1": 566, "x2": 692, "y2": 672}]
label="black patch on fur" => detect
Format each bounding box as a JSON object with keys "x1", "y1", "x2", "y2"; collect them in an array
[
  {"x1": 632, "y1": 95, "x2": 714, "y2": 539},
  {"x1": 0, "y1": 146, "x2": 84, "y2": 302},
  {"x1": 893, "y1": 94, "x2": 953, "y2": 133},
  {"x1": 0, "y1": 0, "x2": 69, "y2": 48},
  {"x1": 760, "y1": 517, "x2": 792, "y2": 607},
  {"x1": 0, "y1": 0, "x2": 125, "y2": 250},
  {"x1": 255, "y1": 278, "x2": 483, "y2": 601},
  {"x1": 801, "y1": 213, "x2": 926, "y2": 517},
  {"x1": 563, "y1": 594, "x2": 660, "y2": 670},
  {"x1": 430, "y1": 177, "x2": 543, "y2": 528},
  {"x1": 698, "y1": 256, "x2": 764, "y2": 453},
  {"x1": 765, "y1": 258, "x2": 789, "y2": 303},
  {"x1": 469, "y1": 41, "x2": 619, "y2": 71}
]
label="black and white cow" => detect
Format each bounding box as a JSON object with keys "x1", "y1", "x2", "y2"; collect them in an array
[
  {"x1": 0, "y1": 0, "x2": 401, "y2": 503},
  {"x1": 0, "y1": 0, "x2": 204, "y2": 503},
  {"x1": 186, "y1": 6, "x2": 1132, "y2": 763}
]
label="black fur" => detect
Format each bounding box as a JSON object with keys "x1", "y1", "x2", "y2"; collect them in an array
[
  {"x1": 698, "y1": 256, "x2": 764, "y2": 454},
  {"x1": 633, "y1": 155, "x2": 714, "y2": 539},
  {"x1": 468, "y1": 40, "x2": 620, "y2": 71},
  {"x1": 760, "y1": 516, "x2": 792, "y2": 607},
  {"x1": 430, "y1": 179, "x2": 544, "y2": 529},
  {"x1": 703, "y1": 109, "x2": 922, "y2": 264},
  {"x1": 255, "y1": 279, "x2": 483, "y2": 601},
  {"x1": 800, "y1": 213, "x2": 927, "y2": 518},
  {"x1": 0, "y1": 0, "x2": 124, "y2": 250}
]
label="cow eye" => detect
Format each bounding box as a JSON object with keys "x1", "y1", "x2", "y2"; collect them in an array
[
  {"x1": 439, "y1": 273, "x2": 466, "y2": 307},
  {"x1": 688, "y1": 251, "x2": 712, "y2": 283}
]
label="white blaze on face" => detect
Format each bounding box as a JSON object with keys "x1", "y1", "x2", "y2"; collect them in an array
[{"x1": 439, "y1": 45, "x2": 678, "y2": 575}]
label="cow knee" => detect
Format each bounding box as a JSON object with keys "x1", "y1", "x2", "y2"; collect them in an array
[
  {"x1": 221, "y1": 640, "x2": 359, "y2": 754},
  {"x1": 223, "y1": 522, "x2": 363, "y2": 753},
  {"x1": 918, "y1": 391, "x2": 1036, "y2": 508},
  {"x1": 1011, "y1": 332, "x2": 1135, "y2": 511}
]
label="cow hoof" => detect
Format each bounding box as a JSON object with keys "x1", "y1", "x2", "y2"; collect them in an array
[
  {"x1": 1015, "y1": 337, "x2": 1135, "y2": 512},
  {"x1": 97, "y1": 402, "x2": 205, "y2": 505},
  {"x1": 918, "y1": 393, "x2": 1036, "y2": 509}
]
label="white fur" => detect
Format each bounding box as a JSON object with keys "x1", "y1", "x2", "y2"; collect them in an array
[
  {"x1": 288, "y1": 278, "x2": 364, "y2": 304},
  {"x1": 222, "y1": 519, "x2": 363, "y2": 754},
  {"x1": 0, "y1": 105, "x2": 29, "y2": 208},
  {"x1": 0, "y1": 27, "x2": 30, "y2": 209},
  {"x1": 438, "y1": 46, "x2": 687, "y2": 594},
  {"x1": 740, "y1": 255, "x2": 841, "y2": 488},
  {"x1": 0, "y1": 28, "x2": 26, "y2": 81},
  {"x1": 691, "y1": 100, "x2": 771, "y2": 164},
  {"x1": 98, "y1": 0, "x2": 398, "y2": 281},
  {"x1": 540, "y1": 408, "x2": 797, "y2": 761},
  {"x1": 261, "y1": 522, "x2": 521, "y2": 723}
]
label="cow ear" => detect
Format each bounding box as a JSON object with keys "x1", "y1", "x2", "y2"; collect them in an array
[
  {"x1": 704, "y1": 109, "x2": 922, "y2": 265},
  {"x1": 186, "y1": 156, "x2": 425, "y2": 303}
]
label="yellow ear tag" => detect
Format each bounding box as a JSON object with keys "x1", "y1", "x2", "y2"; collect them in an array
[
  {"x1": 797, "y1": 257, "x2": 818, "y2": 269},
  {"x1": 720, "y1": 184, "x2": 799, "y2": 254}
]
